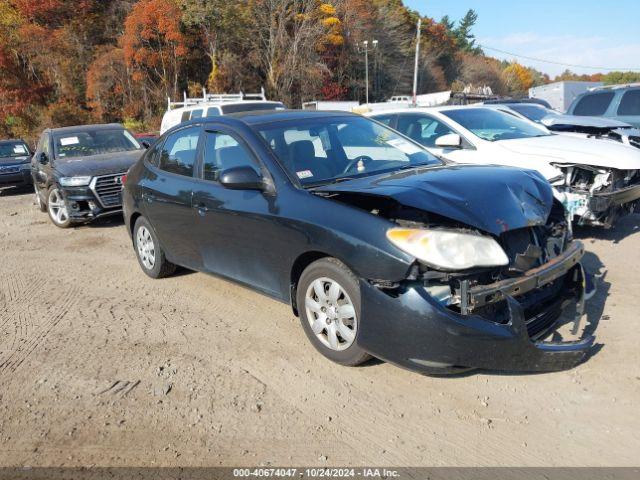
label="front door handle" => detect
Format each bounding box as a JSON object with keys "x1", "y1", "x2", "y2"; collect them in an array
[{"x1": 142, "y1": 192, "x2": 155, "y2": 203}]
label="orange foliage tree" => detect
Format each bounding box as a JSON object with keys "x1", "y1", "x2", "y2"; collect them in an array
[
  {"x1": 122, "y1": 0, "x2": 188, "y2": 112},
  {"x1": 502, "y1": 62, "x2": 534, "y2": 93}
]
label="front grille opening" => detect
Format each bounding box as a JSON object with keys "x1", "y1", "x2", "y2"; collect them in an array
[
  {"x1": 92, "y1": 174, "x2": 125, "y2": 208},
  {"x1": 472, "y1": 269, "x2": 580, "y2": 339}
]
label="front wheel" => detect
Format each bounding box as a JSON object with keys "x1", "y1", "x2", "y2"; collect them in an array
[
  {"x1": 297, "y1": 258, "x2": 371, "y2": 366},
  {"x1": 47, "y1": 187, "x2": 72, "y2": 228},
  {"x1": 133, "y1": 216, "x2": 176, "y2": 279}
]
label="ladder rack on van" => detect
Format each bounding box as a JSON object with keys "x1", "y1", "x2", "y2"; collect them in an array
[{"x1": 167, "y1": 87, "x2": 267, "y2": 110}]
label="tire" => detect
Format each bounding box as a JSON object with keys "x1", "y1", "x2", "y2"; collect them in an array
[
  {"x1": 133, "y1": 216, "x2": 176, "y2": 279},
  {"x1": 297, "y1": 257, "x2": 371, "y2": 366},
  {"x1": 47, "y1": 186, "x2": 73, "y2": 228},
  {"x1": 34, "y1": 184, "x2": 46, "y2": 212}
]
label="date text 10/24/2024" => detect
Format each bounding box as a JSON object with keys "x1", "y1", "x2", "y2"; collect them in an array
[{"x1": 233, "y1": 468, "x2": 400, "y2": 478}]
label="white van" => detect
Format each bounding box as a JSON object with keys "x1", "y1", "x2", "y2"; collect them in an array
[{"x1": 160, "y1": 88, "x2": 285, "y2": 134}]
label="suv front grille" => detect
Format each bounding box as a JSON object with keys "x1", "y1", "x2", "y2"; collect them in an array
[{"x1": 90, "y1": 173, "x2": 125, "y2": 208}]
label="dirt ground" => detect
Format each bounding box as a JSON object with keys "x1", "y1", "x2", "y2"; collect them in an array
[{"x1": 0, "y1": 185, "x2": 639, "y2": 467}]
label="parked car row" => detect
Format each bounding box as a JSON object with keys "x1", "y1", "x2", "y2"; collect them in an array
[
  {"x1": 367, "y1": 106, "x2": 640, "y2": 228},
  {"x1": 4, "y1": 93, "x2": 639, "y2": 376}
]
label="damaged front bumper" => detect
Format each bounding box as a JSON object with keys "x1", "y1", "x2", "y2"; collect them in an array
[
  {"x1": 592, "y1": 183, "x2": 640, "y2": 206},
  {"x1": 58, "y1": 185, "x2": 123, "y2": 222},
  {"x1": 357, "y1": 241, "x2": 594, "y2": 374},
  {"x1": 553, "y1": 166, "x2": 640, "y2": 227}
]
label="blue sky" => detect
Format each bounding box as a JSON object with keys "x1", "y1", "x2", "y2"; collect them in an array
[{"x1": 403, "y1": 0, "x2": 640, "y2": 77}]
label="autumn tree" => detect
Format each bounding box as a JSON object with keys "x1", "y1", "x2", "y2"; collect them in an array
[
  {"x1": 180, "y1": 0, "x2": 251, "y2": 93},
  {"x1": 86, "y1": 46, "x2": 138, "y2": 122},
  {"x1": 458, "y1": 54, "x2": 506, "y2": 94},
  {"x1": 502, "y1": 62, "x2": 534, "y2": 94},
  {"x1": 122, "y1": 0, "x2": 189, "y2": 115},
  {"x1": 249, "y1": 0, "x2": 338, "y2": 106},
  {"x1": 602, "y1": 71, "x2": 640, "y2": 85}
]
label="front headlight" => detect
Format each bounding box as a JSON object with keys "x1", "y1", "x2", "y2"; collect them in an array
[
  {"x1": 59, "y1": 176, "x2": 92, "y2": 187},
  {"x1": 386, "y1": 228, "x2": 509, "y2": 270}
]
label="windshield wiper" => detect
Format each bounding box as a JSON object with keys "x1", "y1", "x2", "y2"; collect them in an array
[{"x1": 307, "y1": 176, "x2": 358, "y2": 188}]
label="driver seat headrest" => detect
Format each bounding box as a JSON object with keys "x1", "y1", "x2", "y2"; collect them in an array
[{"x1": 288, "y1": 140, "x2": 316, "y2": 161}]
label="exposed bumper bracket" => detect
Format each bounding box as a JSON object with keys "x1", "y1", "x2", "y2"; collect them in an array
[{"x1": 462, "y1": 241, "x2": 584, "y2": 311}]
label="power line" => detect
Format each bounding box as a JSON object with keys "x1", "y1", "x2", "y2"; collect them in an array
[{"x1": 479, "y1": 44, "x2": 640, "y2": 72}]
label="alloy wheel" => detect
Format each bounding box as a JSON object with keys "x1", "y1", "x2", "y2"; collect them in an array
[
  {"x1": 304, "y1": 277, "x2": 357, "y2": 351},
  {"x1": 136, "y1": 226, "x2": 156, "y2": 270},
  {"x1": 48, "y1": 188, "x2": 69, "y2": 225}
]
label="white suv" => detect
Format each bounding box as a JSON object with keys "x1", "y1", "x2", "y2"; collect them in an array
[{"x1": 160, "y1": 89, "x2": 285, "y2": 134}]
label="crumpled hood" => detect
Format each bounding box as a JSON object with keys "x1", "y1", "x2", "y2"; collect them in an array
[
  {"x1": 54, "y1": 149, "x2": 143, "y2": 177},
  {"x1": 497, "y1": 134, "x2": 640, "y2": 171},
  {"x1": 315, "y1": 164, "x2": 553, "y2": 236},
  {"x1": 542, "y1": 115, "x2": 631, "y2": 129},
  {"x1": 0, "y1": 155, "x2": 30, "y2": 166}
]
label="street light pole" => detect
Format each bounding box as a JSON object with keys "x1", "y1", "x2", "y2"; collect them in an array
[
  {"x1": 361, "y1": 40, "x2": 378, "y2": 105},
  {"x1": 412, "y1": 17, "x2": 421, "y2": 107},
  {"x1": 364, "y1": 41, "x2": 369, "y2": 105}
]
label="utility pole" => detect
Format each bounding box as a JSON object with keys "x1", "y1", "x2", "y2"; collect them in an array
[
  {"x1": 412, "y1": 17, "x2": 421, "y2": 107},
  {"x1": 360, "y1": 40, "x2": 378, "y2": 104}
]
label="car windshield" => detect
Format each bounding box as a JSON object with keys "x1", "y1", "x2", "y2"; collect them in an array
[
  {"x1": 255, "y1": 116, "x2": 442, "y2": 186},
  {"x1": 53, "y1": 128, "x2": 141, "y2": 159},
  {"x1": 0, "y1": 141, "x2": 30, "y2": 158},
  {"x1": 443, "y1": 108, "x2": 550, "y2": 141},
  {"x1": 507, "y1": 104, "x2": 560, "y2": 123}
]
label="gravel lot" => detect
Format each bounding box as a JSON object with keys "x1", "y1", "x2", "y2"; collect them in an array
[{"x1": 0, "y1": 185, "x2": 639, "y2": 467}]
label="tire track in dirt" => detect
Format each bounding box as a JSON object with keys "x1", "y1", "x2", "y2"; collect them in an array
[
  {"x1": 0, "y1": 274, "x2": 79, "y2": 376},
  {"x1": 0, "y1": 274, "x2": 48, "y2": 329}
]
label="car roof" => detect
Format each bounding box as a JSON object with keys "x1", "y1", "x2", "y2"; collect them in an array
[
  {"x1": 0, "y1": 139, "x2": 27, "y2": 144},
  {"x1": 173, "y1": 109, "x2": 358, "y2": 127},
  {"x1": 45, "y1": 123, "x2": 124, "y2": 135},
  {"x1": 232, "y1": 109, "x2": 356, "y2": 123}
]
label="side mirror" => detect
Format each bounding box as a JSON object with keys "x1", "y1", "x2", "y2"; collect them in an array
[
  {"x1": 435, "y1": 133, "x2": 462, "y2": 149},
  {"x1": 141, "y1": 141, "x2": 151, "y2": 149},
  {"x1": 219, "y1": 166, "x2": 264, "y2": 191},
  {"x1": 39, "y1": 152, "x2": 49, "y2": 165}
]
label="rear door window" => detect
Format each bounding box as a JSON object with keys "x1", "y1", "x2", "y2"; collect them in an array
[
  {"x1": 206, "y1": 107, "x2": 221, "y2": 117},
  {"x1": 190, "y1": 109, "x2": 203, "y2": 119},
  {"x1": 573, "y1": 92, "x2": 615, "y2": 115},
  {"x1": 617, "y1": 90, "x2": 640, "y2": 116},
  {"x1": 158, "y1": 126, "x2": 201, "y2": 177},
  {"x1": 396, "y1": 114, "x2": 455, "y2": 147}
]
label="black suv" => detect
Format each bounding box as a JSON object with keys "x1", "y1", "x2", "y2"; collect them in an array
[
  {"x1": 0, "y1": 139, "x2": 33, "y2": 188},
  {"x1": 32, "y1": 124, "x2": 144, "y2": 228}
]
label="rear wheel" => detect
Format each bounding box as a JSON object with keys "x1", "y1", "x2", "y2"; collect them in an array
[
  {"x1": 297, "y1": 258, "x2": 371, "y2": 366},
  {"x1": 133, "y1": 216, "x2": 176, "y2": 278},
  {"x1": 47, "y1": 187, "x2": 72, "y2": 228}
]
